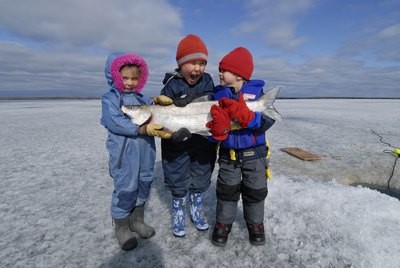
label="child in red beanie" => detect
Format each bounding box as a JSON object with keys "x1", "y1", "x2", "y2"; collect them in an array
[
  {"x1": 159, "y1": 34, "x2": 216, "y2": 237},
  {"x1": 207, "y1": 47, "x2": 276, "y2": 247}
]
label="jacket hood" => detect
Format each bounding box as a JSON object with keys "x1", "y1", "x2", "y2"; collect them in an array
[
  {"x1": 105, "y1": 52, "x2": 148, "y2": 93},
  {"x1": 162, "y1": 70, "x2": 180, "y2": 85}
]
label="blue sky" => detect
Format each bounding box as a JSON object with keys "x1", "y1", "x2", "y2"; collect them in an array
[{"x1": 0, "y1": 0, "x2": 399, "y2": 98}]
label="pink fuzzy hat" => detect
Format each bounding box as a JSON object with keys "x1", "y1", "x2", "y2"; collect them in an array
[{"x1": 110, "y1": 53, "x2": 148, "y2": 93}]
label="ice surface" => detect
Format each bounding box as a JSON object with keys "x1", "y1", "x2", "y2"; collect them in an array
[{"x1": 0, "y1": 99, "x2": 399, "y2": 268}]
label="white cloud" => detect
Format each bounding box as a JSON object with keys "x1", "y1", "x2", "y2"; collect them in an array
[
  {"x1": 0, "y1": 0, "x2": 182, "y2": 53},
  {"x1": 0, "y1": 0, "x2": 399, "y2": 98},
  {"x1": 265, "y1": 22, "x2": 308, "y2": 50},
  {"x1": 0, "y1": 0, "x2": 183, "y2": 97},
  {"x1": 0, "y1": 41, "x2": 105, "y2": 95},
  {"x1": 254, "y1": 54, "x2": 400, "y2": 97},
  {"x1": 377, "y1": 24, "x2": 400, "y2": 38},
  {"x1": 233, "y1": 0, "x2": 316, "y2": 51},
  {"x1": 341, "y1": 23, "x2": 400, "y2": 63},
  {"x1": 372, "y1": 24, "x2": 400, "y2": 61}
]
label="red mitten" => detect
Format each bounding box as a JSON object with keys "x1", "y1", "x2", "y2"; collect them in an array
[
  {"x1": 206, "y1": 105, "x2": 230, "y2": 140},
  {"x1": 218, "y1": 97, "x2": 241, "y2": 119},
  {"x1": 219, "y1": 93, "x2": 255, "y2": 127}
]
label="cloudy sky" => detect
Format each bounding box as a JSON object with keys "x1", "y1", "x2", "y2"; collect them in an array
[{"x1": 0, "y1": 0, "x2": 399, "y2": 98}]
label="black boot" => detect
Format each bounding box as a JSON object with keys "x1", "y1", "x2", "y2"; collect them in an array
[
  {"x1": 129, "y1": 205, "x2": 155, "y2": 239},
  {"x1": 114, "y1": 217, "x2": 138, "y2": 251},
  {"x1": 246, "y1": 223, "x2": 266, "y2": 246},
  {"x1": 211, "y1": 222, "x2": 232, "y2": 247}
]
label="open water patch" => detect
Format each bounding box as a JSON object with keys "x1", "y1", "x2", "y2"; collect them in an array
[{"x1": 353, "y1": 183, "x2": 400, "y2": 200}]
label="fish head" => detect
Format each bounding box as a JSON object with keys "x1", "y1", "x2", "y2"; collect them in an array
[{"x1": 121, "y1": 105, "x2": 152, "y2": 126}]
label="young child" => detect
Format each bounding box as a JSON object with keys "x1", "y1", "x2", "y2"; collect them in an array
[
  {"x1": 100, "y1": 52, "x2": 172, "y2": 250},
  {"x1": 206, "y1": 47, "x2": 276, "y2": 247},
  {"x1": 160, "y1": 34, "x2": 216, "y2": 237}
]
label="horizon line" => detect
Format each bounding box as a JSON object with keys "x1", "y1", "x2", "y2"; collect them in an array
[{"x1": 1, "y1": 96, "x2": 400, "y2": 101}]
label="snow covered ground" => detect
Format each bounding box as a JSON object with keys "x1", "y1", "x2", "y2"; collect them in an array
[{"x1": 0, "y1": 99, "x2": 399, "y2": 268}]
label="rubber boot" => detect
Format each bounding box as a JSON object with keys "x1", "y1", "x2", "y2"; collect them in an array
[
  {"x1": 189, "y1": 192, "x2": 209, "y2": 231},
  {"x1": 172, "y1": 196, "x2": 186, "y2": 237},
  {"x1": 113, "y1": 217, "x2": 138, "y2": 251},
  {"x1": 129, "y1": 205, "x2": 155, "y2": 239}
]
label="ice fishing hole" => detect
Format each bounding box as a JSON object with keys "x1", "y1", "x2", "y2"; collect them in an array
[{"x1": 352, "y1": 183, "x2": 400, "y2": 200}]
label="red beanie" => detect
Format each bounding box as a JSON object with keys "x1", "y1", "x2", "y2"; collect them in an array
[
  {"x1": 219, "y1": 47, "x2": 254, "y2": 81},
  {"x1": 176, "y1": 34, "x2": 208, "y2": 66}
]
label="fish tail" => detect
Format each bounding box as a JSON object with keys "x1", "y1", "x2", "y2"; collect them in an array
[{"x1": 263, "y1": 86, "x2": 282, "y2": 121}]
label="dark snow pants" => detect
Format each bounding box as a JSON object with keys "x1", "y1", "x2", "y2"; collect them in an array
[
  {"x1": 216, "y1": 156, "x2": 269, "y2": 224},
  {"x1": 161, "y1": 134, "x2": 217, "y2": 197}
]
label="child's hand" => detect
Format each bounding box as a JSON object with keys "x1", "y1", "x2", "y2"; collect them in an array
[
  {"x1": 219, "y1": 93, "x2": 255, "y2": 127},
  {"x1": 153, "y1": 95, "x2": 173, "y2": 106},
  {"x1": 171, "y1": 127, "x2": 192, "y2": 143},
  {"x1": 173, "y1": 93, "x2": 195, "y2": 107},
  {"x1": 206, "y1": 105, "x2": 230, "y2": 140},
  {"x1": 218, "y1": 97, "x2": 240, "y2": 118},
  {"x1": 138, "y1": 123, "x2": 172, "y2": 139}
]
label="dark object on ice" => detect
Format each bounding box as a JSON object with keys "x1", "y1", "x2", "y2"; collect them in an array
[
  {"x1": 114, "y1": 217, "x2": 138, "y2": 251},
  {"x1": 129, "y1": 205, "x2": 155, "y2": 239},
  {"x1": 211, "y1": 222, "x2": 232, "y2": 247},
  {"x1": 246, "y1": 222, "x2": 266, "y2": 246}
]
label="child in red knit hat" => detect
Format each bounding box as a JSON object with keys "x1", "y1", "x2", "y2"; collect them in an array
[
  {"x1": 206, "y1": 47, "x2": 276, "y2": 247},
  {"x1": 159, "y1": 34, "x2": 216, "y2": 237}
]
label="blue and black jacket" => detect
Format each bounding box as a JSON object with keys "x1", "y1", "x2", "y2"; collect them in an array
[
  {"x1": 210, "y1": 80, "x2": 275, "y2": 160},
  {"x1": 160, "y1": 70, "x2": 215, "y2": 152},
  {"x1": 160, "y1": 70, "x2": 214, "y2": 101}
]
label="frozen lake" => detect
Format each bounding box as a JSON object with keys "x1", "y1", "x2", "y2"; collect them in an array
[{"x1": 0, "y1": 99, "x2": 399, "y2": 268}]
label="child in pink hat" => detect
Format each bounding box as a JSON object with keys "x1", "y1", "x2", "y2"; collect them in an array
[{"x1": 101, "y1": 52, "x2": 172, "y2": 250}]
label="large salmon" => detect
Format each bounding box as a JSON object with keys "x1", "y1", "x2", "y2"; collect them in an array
[{"x1": 121, "y1": 86, "x2": 281, "y2": 135}]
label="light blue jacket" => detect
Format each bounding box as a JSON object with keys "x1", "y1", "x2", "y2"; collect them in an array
[{"x1": 100, "y1": 52, "x2": 156, "y2": 218}]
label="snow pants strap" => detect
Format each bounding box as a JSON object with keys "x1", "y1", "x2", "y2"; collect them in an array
[{"x1": 219, "y1": 145, "x2": 268, "y2": 163}]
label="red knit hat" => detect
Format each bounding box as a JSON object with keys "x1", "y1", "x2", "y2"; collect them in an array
[
  {"x1": 176, "y1": 34, "x2": 208, "y2": 66},
  {"x1": 219, "y1": 47, "x2": 254, "y2": 81}
]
